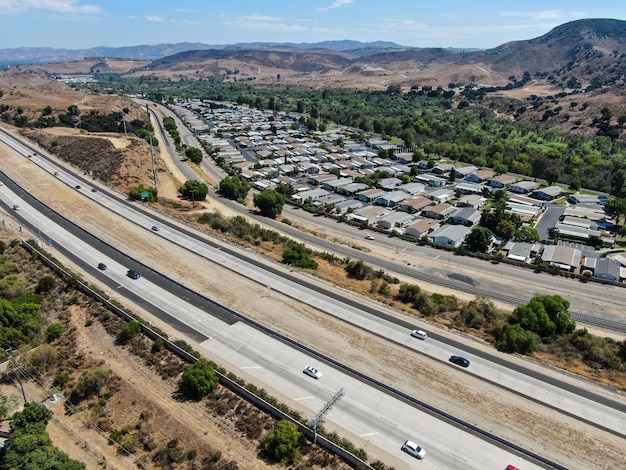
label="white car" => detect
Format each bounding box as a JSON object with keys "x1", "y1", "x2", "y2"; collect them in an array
[
  {"x1": 410, "y1": 329, "x2": 427, "y2": 340},
  {"x1": 303, "y1": 366, "x2": 322, "y2": 379},
  {"x1": 402, "y1": 440, "x2": 426, "y2": 459},
  {"x1": 365, "y1": 234, "x2": 375, "y2": 240}
]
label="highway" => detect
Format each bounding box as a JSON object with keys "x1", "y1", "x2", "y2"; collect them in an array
[{"x1": 1, "y1": 126, "x2": 626, "y2": 468}]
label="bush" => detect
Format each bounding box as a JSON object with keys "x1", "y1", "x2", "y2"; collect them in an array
[
  {"x1": 180, "y1": 359, "x2": 219, "y2": 400},
  {"x1": 282, "y1": 243, "x2": 318, "y2": 269},
  {"x1": 262, "y1": 420, "x2": 303, "y2": 465},
  {"x1": 117, "y1": 320, "x2": 142, "y2": 344},
  {"x1": 492, "y1": 322, "x2": 537, "y2": 354}
]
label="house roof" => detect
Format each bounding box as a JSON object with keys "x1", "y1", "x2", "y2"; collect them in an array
[{"x1": 542, "y1": 245, "x2": 582, "y2": 268}]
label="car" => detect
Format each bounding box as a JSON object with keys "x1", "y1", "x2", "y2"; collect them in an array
[
  {"x1": 401, "y1": 440, "x2": 426, "y2": 459},
  {"x1": 53, "y1": 171, "x2": 59, "y2": 176},
  {"x1": 410, "y1": 329, "x2": 427, "y2": 340},
  {"x1": 97, "y1": 262, "x2": 107, "y2": 270},
  {"x1": 75, "y1": 185, "x2": 81, "y2": 190},
  {"x1": 449, "y1": 355, "x2": 470, "y2": 368},
  {"x1": 91, "y1": 188, "x2": 98, "y2": 192},
  {"x1": 126, "y1": 269, "x2": 141, "y2": 279},
  {"x1": 365, "y1": 234, "x2": 375, "y2": 240},
  {"x1": 505, "y1": 466, "x2": 520, "y2": 470},
  {"x1": 12, "y1": 204, "x2": 19, "y2": 210},
  {"x1": 303, "y1": 366, "x2": 322, "y2": 379},
  {"x1": 151, "y1": 225, "x2": 160, "y2": 232}
]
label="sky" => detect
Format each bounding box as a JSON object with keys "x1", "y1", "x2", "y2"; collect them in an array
[{"x1": 1, "y1": 0, "x2": 626, "y2": 50}]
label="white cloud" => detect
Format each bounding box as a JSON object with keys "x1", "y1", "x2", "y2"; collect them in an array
[
  {"x1": 145, "y1": 15, "x2": 166, "y2": 23},
  {"x1": 498, "y1": 10, "x2": 586, "y2": 20},
  {"x1": 223, "y1": 14, "x2": 336, "y2": 34},
  {"x1": 0, "y1": 0, "x2": 101, "y2": 14},
  {"x1": 317, "y1": 0, "x2": 354, "y2": 12}
]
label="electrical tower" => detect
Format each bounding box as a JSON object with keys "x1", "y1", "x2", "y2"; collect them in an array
[{"x1": 309, "y1": 388, "x2": 344, "y2": 444}]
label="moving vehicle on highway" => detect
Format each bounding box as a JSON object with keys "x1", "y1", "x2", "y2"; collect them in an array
[
  {"x1": 410, "y1": 329, "x2": 427, "y2": 340},
  {"x1": 303, "y1": 366, "x2": 322, "y2": 379},
  {"x1": 151, "y1": 225, "x2": 160, "y2": 231},
  {"x1": 126, "y1": 269, "x2": 141, "y2": 279},
  {"x1": 365, "y1": 234, "x2": 375, "y2": 240},
  {"x1": 97, "y1": 262, "x2": 107, "y2": 270},
  {"x1": 401, "y1": 439, "x2": 426, "y2": 459},
  {"x1": 449, "y1": 355, "x2": 470, "y2": 368},
  {"x1": 12, "y1": 204, "x2": 19, "y2": 210}
]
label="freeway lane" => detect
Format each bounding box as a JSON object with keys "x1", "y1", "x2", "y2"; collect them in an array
[{"x1": 0, "y1": 181, "x2": 547, "y2": 470}]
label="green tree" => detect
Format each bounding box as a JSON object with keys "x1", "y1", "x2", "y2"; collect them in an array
[
  {"x1": 509, "y1": 295, "x2": 575, "y2": 340},
  {"x1": 184, "y1": 146, "x2": 203, "y2": 163},
  {"x1": 492, "y1": 322, "x2": 537, "y2": 354},
  {"x1": 219, "y1": 176, "x2": 250, "y2": 201},
  {"x1": 465, "y1": 226, "x2": 493, "y2": 253},
  {"x1": 262, "y1": 420, "x2": 303, "y2": 465},
  {"x1": 180, "y1": 359, "x2": 218, "y2": 400},
  {"x1": 128, "y1": 185, "x2": 158, "y2": 202},
  {"x1": 495, "y1": 219, "x2": 516, "y2": 240},
  {"x1": 515, "y1": 226, "x2": 540, "y2": 243},
  {"x1": 179, "y1": 180, "x2": 208, "y2": 202},
  {"x1": 253, "y1": 189, "x2": 285, "y2": 218},
  {"x1": 72, "y1": 367, "x2": 111, "y2": 400},
  {"x1": 397, "y1": 284, "x2": 421, "y2": 304},
  {"x1": 282, "y1": 243, "x2": 318, "y2": 269},
  {"x1": 117, "y1": 320, "x2": 142, "y2": 344}
]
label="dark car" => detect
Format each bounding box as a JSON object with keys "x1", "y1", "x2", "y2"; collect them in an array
[
  {"x1": 126, "y1": 269, "x2": 141, "y2": 279},
  {"x1": 75, "y1": 185, "x2": 81, "y2": 190},
  {"x1": 449, "y1": 355, "x2": 470, "y2": 368},
  {"x1": 97, "y1": 262, "x2": 107, "y2": 270}
]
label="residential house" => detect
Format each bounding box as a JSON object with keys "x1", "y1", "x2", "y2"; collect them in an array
[
  {"x1": 356, "y1": 188, "x2": 387, "y2": 203},
  {"x1": 554, "y1": 223, "x2": 601, "y2": 241},
  {"x1": 349, "y1": 205, "x2": 389, "y2": 225},
  {"x1": 510, "y1": 180, "x2": 539, "y2": 194},
  {"x1": 404, "y1": 218, "x2": 440, "y2": 239},
  {"x1": 394, "y1": 152, "x2": 415, "y2": 164},
  {"x1": 427, "y1": 188, "x2": 456, "y2": 203},
  {"x1": 398, "y1": 196, "x2": 433, "y2": 213},
  {"x1": 416, "y1": 174, "x2": 447, "y2": 187},
  {"x1": 534, "y1": 186, "x2": 564, "y2": 201},
  {"x1": 488, "y1": 174, "x2": 517, "y2": 188},
  {"x1": 308, "y1": 174, "x2": 338, "y2": 186},
  {"x1": 376, "y1": 191, "x2": 408, "y2": 207},
  {"x1": 583, "y1": 257, "x2": 621, "y2": 281},
  {"x1": 568, "y1": 194, "x2": 607, "y2": 205},
  {"x1": 448, "y1": 207, "x2": 481, "y2": 227},
  {"x1": 323, "y1": 178, "x2": 354, "y2": 192},
  {"x1": 334, "y1": 199, "x2": 365, "y2": 214},
  {"x1": 432, "y1": 163, "x2": 453, "y2": 175},
  {"x1": 338, "y1": 182, "x2": 369, "y2": 197},
  {"x1": 456, "y1": 194, "x2": 486, "y2": 209},
  {"x1": 452, "y1": 165, "x2": 478, "y2": 179},
  {"x1": 465, "y1": 169, "x2": 495, "y2": 183},
  {"x1": 378, "y1": 211, "x2": 415, "y2": 230},
  {"x1": 429, "y1": 225, "x2": 472, "y2": 247},
  {"x1": 379, "y1": 177, "x2": 403, "y2": 189},
  {"x1": 454, "y1": 182, "x2": 484, "y2": 195},
  {"x1": 541, "y1": 244, "x2": 582, "y2": 271},
  {"x1": 399, "y1": 182, "x2": 426, "y2": 196},
  {"x1": 505, "y1": 242, "x2": 540, "y2": 263},
  {"x1": 422, "y1": 202, "x2": 456, "y2": 220}
]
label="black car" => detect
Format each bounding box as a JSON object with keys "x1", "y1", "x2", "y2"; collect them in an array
[
  {"x1": 97, "y1": 262, "x2": 107, "y2": 270},
  {"x1": 449, "y1": 355, "x2": 470, "y2": 368},
  {"x1": 126, "y1": 269, "x2": 141, "y2": 279}
]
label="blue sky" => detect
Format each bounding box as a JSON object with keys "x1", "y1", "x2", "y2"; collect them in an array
[{"x1": 1, "y1": 0, "x2": 625, "y2": 50}]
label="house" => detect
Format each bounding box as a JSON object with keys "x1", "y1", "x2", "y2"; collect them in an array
[
  {"x1": 338, "y1": 182, "x2": 368, "y2": 197},
  {"x1": 454, "y1": 182, "x2": 484, "y2": 195},
  {"x1": 488, "y1": 174, "x2": 516, "y2": 188},
  {"x1": 505, "y1": 242, "x2": 541, "y2": 263},
  {"x1": 398, "y1": 196, "x2": 433, "y2": 213},
  {"x1": 394, "y1": 152, "x2": 415, "y2": 164},
  {"x1": 583, "y1": 257, "x2": 621, "y2": 281},
  {"x1": 379, "y1": 177, "x2": 403, "y2": 189},
  {"x1": 404, "y1": 218, "x2": 440, "y2": 239},
  {"x1": 416, "y1": 174, "x2": 447, "y2": 187},
  {"x1": 452, "y1": 165, "x2": 478, "y2": 179},
  {"x1": 308, "y1": 174, "x2": 338, "y2": 186},
  {"x1": 554, "y1": 223, "x2": 601, "y2": 241},
  {"x1": 465, "y1": 169, "x2": 495, "y2": 183},
  {"x1": 376, "y1": 191, "x2": 408, "y2": 207},
  {"x1": 456, "y1": 194, "x2": 486, "y2": 209},
  {"x1": 534, "y1": 186, "x2": 564, "y2": 201},
  {"x1": 399, "y1": 182, "x2": 426, "y2": 196},
  {"x1": 432, "y1": 163, "x2": 453, "y2": 175},
  {"x1": 427, "y1": 188, "x2": 455, "y2": 203},
  {"x1": 568, "y1": 194, "x2": 606, "y2": 205},
  {"x1": 448, "y1": 207, "x2": 481, "y2": 227},
  {"x1": 429, "y1": 224, "x2": 472, "y2": 247},
  {"x1": 541, "y1": 244, "x2": 582, "y2": 271},
  {"x1": 349, "y1": 205, "x2": 389, "y2": 225},
  {"x1": 356, "y1": 188, "x2": 387, "y2": 203},
  {"x1": 510, "y1": 180, "x2": 539, "y2": 194},
  {"x1": 334, "y1": 199, "x2": 365, "y2": 214},
  {"x1": 377, "y1": 211, "x2": 415, "y2": 230},
  {"x1": 422, "y1": 202, "x2": 456, "y2": 220}
]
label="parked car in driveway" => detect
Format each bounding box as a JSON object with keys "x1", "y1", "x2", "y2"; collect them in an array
[
  {"x1": 449, "y1": 355, "x2": 470, "y2": 367},
  {"x1": 303, "y1": 366, "x2": 322, "y2": 379},
  {"x1": 410, "y1": 329, "x2": 427, "y2": 340},
  {"x1": 401, "y1": 440, "x2": 426, "y2": 459}
]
